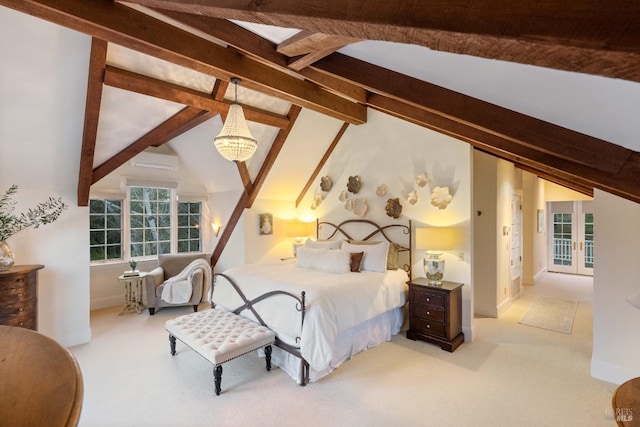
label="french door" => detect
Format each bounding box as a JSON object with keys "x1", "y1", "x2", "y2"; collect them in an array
[{"x1": 548, "y1": 201, "x2": 594, "y2": 276}]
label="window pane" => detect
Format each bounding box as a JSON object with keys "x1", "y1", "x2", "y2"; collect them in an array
[
  {"x1": 130, "y1": 201, "x2": 144, "y2": 214},
  {"x1": 159, "y1": 241, "x2": 171, "y2": 254},
  {"x1": 158, "y1": 202, "x2": 170, "y2": 214},
  {"x1": 106, "y1": 214, "x2": 121, "y2": 229},
  {"x1": 158, "y1": 228, "x2": 171, "y2": 241},
  {"x1": 189, "y1": 240, "x2": 200, "y2": 252},
  {"x1": 106, "y1": 245, "x2": 121, "y2": 259},
  {"x1": 106, "y1": 230, "x2": 121, "y2": 245},
  {"x1": 131, "y1": 229, "x2": 144, "y2": 243},
  {"x1": 131, "y1": 243, "x2": 144, "y2": 258},
  {"x1": 158, "y1": 188, "x2": 170, "y2": 201},
  {"x1": 178, "y1": 228, "x2": 189, "y2": 239},
  {"x1": 144, "y1": 229, "x2": 158, "y2": 241},
  {"x1": 177, "y1": 241, "x2": 189, "y2": 253},
  {"x1": 90, "y1": 215, "x2": 104, "y2": 230},
  {"x1": 178, "y1": 215, "x2": 188, "y2": 227},
  {"x1": 145, "y1": 242, "x2": 157, "y2": 256},
  {"x1": 106, "y1": 200, "x2": 121, "y2": 214},
  {"x1": 158, "y1": 215, "x2": 171, "y2": 228},
  {"x1": 189, "y1": 227, "x2": 199, "y2": 239},
  {"x1": 90, "y1": 247, "x2": 104, "y2": 261},
  {"x1": 178, "y1": 203, "x2": 188, "y2": 214},
  {"x1": 130, "y1": 215, "x2": 143, "y2": 228},
  {"x1": 189, "y1": 203, "x2": 200, "y2": 214},
  {"x1": 90, "y1": 200, "x2": 105, "y2": 213},
  {"x1": 90, "y1": 231, "x2": 105, "y2": 245}
]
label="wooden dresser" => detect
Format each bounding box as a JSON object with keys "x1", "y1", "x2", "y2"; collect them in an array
[
  {"x1": 406, "y1": 278, "x2": 464, "y2": 352},
  {"x1": 0, "y1": 265, "x2": 44, "y2": 330}
]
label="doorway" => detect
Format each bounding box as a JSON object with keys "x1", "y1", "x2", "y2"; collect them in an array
[{"x1": 548, "y1": 201, "x2": 594, "y2": 276}]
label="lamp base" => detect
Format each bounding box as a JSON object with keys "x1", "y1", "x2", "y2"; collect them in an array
[{"x1": 423, "y1": 251, "x2": 445, "y2": 286}]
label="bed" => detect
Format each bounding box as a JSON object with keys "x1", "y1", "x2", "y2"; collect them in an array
[{"x1": 210, "y1": 219, "x2": 412, "y2": 384}]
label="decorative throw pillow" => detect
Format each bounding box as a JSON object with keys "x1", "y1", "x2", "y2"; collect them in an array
[
  {"x1": 296, "y1": 247, "x2": 350, "y2": 274},
  {"x1": 349, "y1": 252, "x2": 364, "y2": 272},
  {"x1": 348, "y1": 240, "x2": 400, "y2": 270},
  {"x1": 341, "y1": 241, "x2": 389, "y2": 273},
  {"x1": 304, "y1": 238, "x2": 343, "y2": 250}
]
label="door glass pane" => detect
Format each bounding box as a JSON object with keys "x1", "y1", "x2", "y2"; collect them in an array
[
  {"x1": 553, "y1": 213, "x2": 573, "y2": 266},
  {"x1": 584, "y1": 213, "x2": 594, "y2": 269}
]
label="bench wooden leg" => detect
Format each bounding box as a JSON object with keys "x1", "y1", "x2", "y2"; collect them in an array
[
  {"x1": 265, "y1": 345, "x2": 272, "y2": 371},
  {"x1": 213, "y1": 365, "x2": 223, "y2": 396},
  {"x1": 169, "y1": 334, "x2": 176, "y2": 356}
]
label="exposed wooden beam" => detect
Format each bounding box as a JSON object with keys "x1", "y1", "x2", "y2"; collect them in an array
[
  {"x1": 277, "y1": 31, "x2": 359, "y2": 57},
  {"x1": 0, "y1": 0, "x2": 366, "y2": 124},
  {"x1": 296, "y1": 122, "x2": 349, "y2": 207},
  {"x1": 77, "y1": 38, "x2": 107, "y2": 207},
  {"x1": 92, "y1": 107, "x2": 213, "y2": 184},
  {"x1": 316, "y1": 53, "x2": 632, "y2": 176},
  {"x1": 103, "y1": 66, "x2": 291, "y2": 129},
  {"x1": 148, "y1": 11, "x2": 368, "y2": 103},
  {"x1": 369, "y1": 94, "x2": 640, "y2": 204},
  {"x1": 129, "y1": 0, "x2": 640, "y2": 82},
  {"x1": 277, "y1": 31, "x2": 358, "y2": 71},
  {"x1": 210, "y1": 104, "x2": 303, "y2": 266}
]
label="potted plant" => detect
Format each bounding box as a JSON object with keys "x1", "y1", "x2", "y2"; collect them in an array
[{"x1": 0, "y1": 185, "x2": 67, "y2": 270}]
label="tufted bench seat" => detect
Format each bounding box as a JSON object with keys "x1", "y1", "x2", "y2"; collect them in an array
[{"x1": 166, "y1": 307, "x2": 276, "y2": 395}]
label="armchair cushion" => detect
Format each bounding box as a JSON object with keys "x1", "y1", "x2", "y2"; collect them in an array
[{"x1": 144, "y1": 253, "x2": 211, "y2": 315}]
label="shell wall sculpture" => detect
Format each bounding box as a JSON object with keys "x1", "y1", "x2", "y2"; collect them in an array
[
  {"x1": 347, "y1": 175, "x2": 362, "y2": 194},
  {"x1": 376, "y1": 184, "x2": 388, "y2": 197},
  {"x1": 320, "y1": 176, "x2": 333, "y2": 192},
  {"x1": 385, "y1": 198, "x2": 402, "y2": 219},
  {"x1": 407, "y1": 190, "x2": 418, "y2": 205},
  {"x1": 430, "y1": 186, "x2": 453, "y2": 210},
  {"x1": 415, "y1": 172, "x2": 430, "y2": 188},
  {"x1": 338, "y1": 190, "x2": 349, "y2": 202},
  {"x1": 352, "y1": 198, "x2": 368, "y2": 217}
]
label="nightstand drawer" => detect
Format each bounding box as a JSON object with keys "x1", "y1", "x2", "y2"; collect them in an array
[
  {"x1": 413, "y1": 302, "x2": 445, "y2": 322},
  {"x1": 412, "y1": 317, "x2": 445, "y2": 337},
  {"x1": 413, "y1": 288, "x2": 445, "y2": 308}
]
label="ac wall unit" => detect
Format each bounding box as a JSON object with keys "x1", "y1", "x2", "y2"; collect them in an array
[{"x1": 130, "y1": 152, "x2": 179, "y2": 171}]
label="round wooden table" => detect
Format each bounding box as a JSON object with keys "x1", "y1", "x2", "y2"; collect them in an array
[
  {"x1": 612, "y1": 377, "x2": 640, "y2": 426},
  {"x1": 0, "y1": 325, "x2": 83, "y2": 426}
]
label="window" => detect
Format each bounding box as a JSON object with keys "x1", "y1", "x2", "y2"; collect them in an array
[
  {"x1": 129, "y1": 186, "x2": 172, "y2": 257},
  {"x1": 89, "y1": 199, "x2": 122, "y2": 261},
  {"x1": 177, "y1": 201, "x2": 201, "y2": 253}
]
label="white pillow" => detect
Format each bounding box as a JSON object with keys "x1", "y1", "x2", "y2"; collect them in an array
[
  {"x1": 341, "y1": 241, "x2": 389, "y2": 273},
  {"x1": 304, "y1": 238, "x2": 343, "y2": 250},
  {"x1": 296, "y1": 247, "x2": 350, "y2": 274}
]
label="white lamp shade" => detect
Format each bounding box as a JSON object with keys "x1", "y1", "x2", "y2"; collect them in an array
[
  {"x1": 415, "y1": 227, "x2": 464, "y2": 251},
  {"x1": 214, "y1": 103, "x2": 257, "y2": 162},
  {"x1": 286, "y1": 220, "x2": 315, "y2": 238}
]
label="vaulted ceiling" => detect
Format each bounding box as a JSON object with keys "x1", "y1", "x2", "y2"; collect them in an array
[{"x1": 3, "y1": 0, "x2": 640, "y2": 208}]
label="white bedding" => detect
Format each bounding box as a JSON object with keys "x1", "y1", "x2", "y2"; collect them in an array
[{"x1": 211, "y1": 261, "x2": 409, "y2": 372}]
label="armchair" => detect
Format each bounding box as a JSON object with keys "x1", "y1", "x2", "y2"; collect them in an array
[{"x1": 144, "y1": 253, "x2": 211, "y2": 315}]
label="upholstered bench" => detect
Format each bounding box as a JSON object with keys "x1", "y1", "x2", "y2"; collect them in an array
[{"x1": 165, "y1": 307, "x2": 276, "y2": 395}]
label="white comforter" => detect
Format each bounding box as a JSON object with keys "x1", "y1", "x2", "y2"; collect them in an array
[{"x1": 212, "y1": 262, "x2": 409, "y2": 371}]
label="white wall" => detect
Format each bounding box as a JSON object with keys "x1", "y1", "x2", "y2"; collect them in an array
[
  {"x1": 522, "y1": 172, "x2": 547, "y2": 285},
  {"x1": 298, "y1": 109, "x2": 475, "y2": 339},
  {"x1": 591, "y1": 190, "x2": 640, "y2": 384},
  {"x1": 0, "y1": 8, "x2": 91, "y2": 346}
]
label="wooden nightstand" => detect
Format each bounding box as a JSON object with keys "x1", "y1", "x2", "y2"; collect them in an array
[{"x1": 406, "y1": 278, "x2": 464, "y2": 352}]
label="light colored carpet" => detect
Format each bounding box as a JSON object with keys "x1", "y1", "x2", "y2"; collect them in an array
[
  {"x1": 71, "y1": 273, "x2": 617, "y2": 426},
  {"x1": 519, "y1": 297, "x2": 578, "y2": 334}
]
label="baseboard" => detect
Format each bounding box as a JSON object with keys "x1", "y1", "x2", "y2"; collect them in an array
[
  {"x1": 533, "y1": 268, "x2": 547, "y2": 284},
  {"x1": 591, "y1": 358, "x2": 640, "y2": 385},
  {"x1": 496, "y1": 298, "x2": 513, "y2": 317},
  {"x1": 56, "y1": 326, "x2": 92, "y2": 348},
  {"x1": 462, "y1": 324, "x2": 475, "y2": 342}
]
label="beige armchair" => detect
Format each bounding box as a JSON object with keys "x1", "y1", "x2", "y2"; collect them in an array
[{"x1": 144, "y1": 253, "x2": 211, "y2": 315}]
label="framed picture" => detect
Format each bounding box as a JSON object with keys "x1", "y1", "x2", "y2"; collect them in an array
[
  {"x1": 537, "y1": 209, "x2": 544, "y2": 233},
  {"x1": 259, "y1": 213, "x2": 273, "y2": 235}
]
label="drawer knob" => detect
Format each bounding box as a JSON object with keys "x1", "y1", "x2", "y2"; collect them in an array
[
  {"x1": 426, "y1": 324, "x2": 431, "y2": 329},
  {"x1": 19, "y1": 322, "x2": 24, "y2": 327},
  {"x1": 17, "y1": 293, "x2": 23, "y2": 297},
  {"x1": 18, "y1": 308, "x2": 24, "y2": 312},
  {"x1": 426, "y1": 297, "x2": 430, "y2": 301},
  {"x1": 16, "y1": 278, "x2": 24, "y2": 282},
  {"x1": 426, "y1": 311, "x2": 431, "y2": 315}
]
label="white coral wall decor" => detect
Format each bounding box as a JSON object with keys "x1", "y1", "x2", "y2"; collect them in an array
[
  {"x1": 344, "y1": 198, "x2": 354, "y2": 211},
  {"x1": 415, "y1": 172, "x2": 430, "y2": 188},
  {"x1": 338, "y1": 190, "x2": 349, "y2": 202},
  {"x1": 430, "y1": 186, "x2": 453, "y2": 210},
  {"x1": 376, "y1": 184, "x2": 388, "y2": 197},
  {"x1": 314, "y1": 193, "x2": 324, "y2": 207},
  {"x1": 352, "y1": 198, "x2": 368, "y2": 217},
  {"x1": 407, "y1": 190, "x2": 418, "y2": 205}
]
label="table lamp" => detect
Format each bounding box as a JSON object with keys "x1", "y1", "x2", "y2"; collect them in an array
[
  {"x1": 415, "y1": 227, "x2": 463, "y2": 285},
  {"x1": 286, "y1": 220, "x2": 315, "y2": 256}
]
